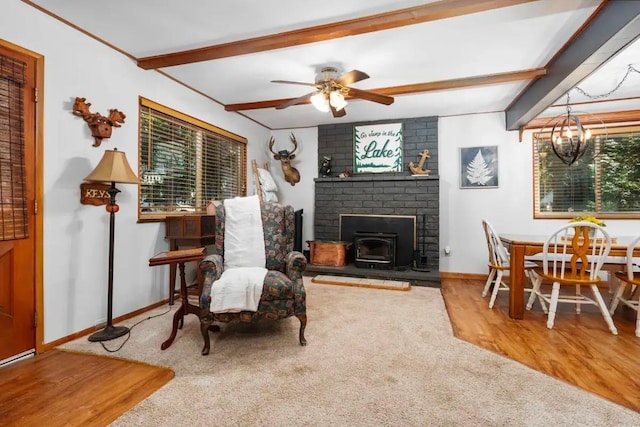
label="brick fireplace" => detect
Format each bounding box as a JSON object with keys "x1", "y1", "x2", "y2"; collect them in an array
[{"x1": 313, "y1": 116, "x2": 439, "y2": 272}]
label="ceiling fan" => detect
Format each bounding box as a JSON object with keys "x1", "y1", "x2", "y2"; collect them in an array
[{"x1": 271, "y1": 67, "x2": 394, "y2": 118}]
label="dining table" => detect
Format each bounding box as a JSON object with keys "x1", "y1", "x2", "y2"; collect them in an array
[{"x1": 499, "y1": 233, "x2": 639, "y2": 319}]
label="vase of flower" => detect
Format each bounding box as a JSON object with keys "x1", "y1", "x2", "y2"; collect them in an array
[
  {"x1": 569, "y1": 215, "x2": 606, "y2": 227},
  {"x1": 569, "y1": 215, "x2": 605, "y2": 239}
]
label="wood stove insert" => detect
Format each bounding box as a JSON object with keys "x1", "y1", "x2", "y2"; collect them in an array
[
  {"x1": 354, "y1": 232, "x2": 397, "y2": 269},
  {"x1": 340, "y1": 214, "x2": 416, "y2": 269}
]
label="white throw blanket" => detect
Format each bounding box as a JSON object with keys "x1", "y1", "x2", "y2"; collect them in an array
[
  {"x1": 210, "y1": 267, "x2": 267, "y2": 313},
  {"x1": 223, "y1": 195, "x2": 265, "y2": 269},
  {"x1": 210, "y1": 195, "x2": 267, "y2": 313}
]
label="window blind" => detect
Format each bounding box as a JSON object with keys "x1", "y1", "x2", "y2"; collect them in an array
[
  {"x1": 0, "y1": 54, "x2": 27, "y2": 240},
  {"x1": 139, "y1": 98, "x2": 247, "y2": 220},
  {"x1": 533, "y1": 126, "x2": 640, "y2": 218}
]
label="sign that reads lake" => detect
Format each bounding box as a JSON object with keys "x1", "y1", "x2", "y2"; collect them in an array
[{"x1": 353, "y1": 123, "x2": 403, "y2": 173}]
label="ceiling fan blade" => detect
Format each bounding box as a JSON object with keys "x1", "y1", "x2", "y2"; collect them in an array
[
  {"x1": 331, "y1": 104, "x2": 347, "y2": 118},
  {"x1": 346, "y1": 87, "x2": 394, "y2": 105},
  {"x1": 276, "y1": 91, "x2": 317, "y2": 110},
  {"x1": 335, "y1": 69, "x2": 370, "y2": 86},
  {"x1": 271, "y1": 80, "x2": 319, "y2": 87}
]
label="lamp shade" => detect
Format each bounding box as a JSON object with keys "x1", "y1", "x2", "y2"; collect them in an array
[{"x1": 84, "y1": 148, "x2": 139, "y2": 184}]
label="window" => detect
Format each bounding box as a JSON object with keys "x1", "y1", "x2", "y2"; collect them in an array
[
  {"x1": 0, "y1": 53, "x2": 27, "y2": 240},
  {"x1": 533, "y1": 125, "x2": 640, "y2": 218},
  {"x1": 139, "y1": 97, "x2": 247, "y2": 221}
]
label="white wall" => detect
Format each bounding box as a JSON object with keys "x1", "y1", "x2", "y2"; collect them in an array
[
  {"x1": 2, "y1": 1, "x2": 270, "y2": 343},
  {"x1": 249, "y1": 127, "x2": 317, "y2": 249},
  {"x1": 438, "y1": 112, "x2": 640, "y2": 274},
  {"x1": 267, "y1": 128, "x2": 318, "y2": 247}
]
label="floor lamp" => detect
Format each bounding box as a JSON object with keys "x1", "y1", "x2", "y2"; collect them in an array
[{"x1": 84, "y1": 148, "x2": 139, "y2": 342}]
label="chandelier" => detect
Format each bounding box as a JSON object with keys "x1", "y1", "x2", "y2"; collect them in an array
[
  {"x1": 547, "y1": 94, "x2": 594, "y2": 166},
  {"x1": 536, "y1": 64, "x2": 635, "y2": 166}
]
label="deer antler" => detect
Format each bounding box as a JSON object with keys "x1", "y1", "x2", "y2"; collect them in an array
[
  {"x1": 289, "y1": 133, "x2": 298, "y2": 155},
  {"x1": 268, "y1": 136, "x2": 277, "y2": 155}
]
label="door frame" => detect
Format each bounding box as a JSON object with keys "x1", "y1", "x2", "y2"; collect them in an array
[{"x1": 0, "y1": 39, "x2": 45, "y2": 354}]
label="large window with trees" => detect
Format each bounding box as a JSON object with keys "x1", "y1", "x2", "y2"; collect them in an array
[
  {"x1": 138, "y1": 97, "x2": 247, "y2": 221},
  {"x1": 533, "y1": 126, "x2": 640, "y2": 218}
]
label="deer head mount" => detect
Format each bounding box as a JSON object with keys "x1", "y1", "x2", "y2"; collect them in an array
[
  {"x1": 72, "y1": 97, "x2": 126, "y2": 147},
  {"x1": 269, "y1": 133, "x2": 301, "y2": 186}
]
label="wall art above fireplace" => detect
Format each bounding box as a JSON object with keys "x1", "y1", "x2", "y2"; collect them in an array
[{"x1": 353, "y1": 123, "x2": 403, "y2": 173}]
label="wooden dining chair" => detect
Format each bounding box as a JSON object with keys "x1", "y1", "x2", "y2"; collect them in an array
[
  {"x1": 481, "y1": 220, "x2": 544, "y2": 310},
  {"x1": 526, "y1": 221, "x2": 617, "y2": 334},
  {"x1": 609, "y1": 234, "x2": 640, "y2": 337}
]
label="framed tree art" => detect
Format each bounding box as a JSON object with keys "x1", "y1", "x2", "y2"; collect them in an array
[{"x1": 459, "y1": 145, "x2": 498, "y2": 188}]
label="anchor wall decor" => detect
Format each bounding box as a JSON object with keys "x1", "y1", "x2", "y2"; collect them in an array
[{"x1": 408, "y1": 149, "x2": 431, "y2": 175}]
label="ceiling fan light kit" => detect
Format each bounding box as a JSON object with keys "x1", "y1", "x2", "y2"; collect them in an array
[{"x1": 271, "y1": 66, "x2": 394, "y2": 118}]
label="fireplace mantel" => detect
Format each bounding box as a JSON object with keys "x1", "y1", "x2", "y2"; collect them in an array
[{"x1": 314, "y1": 175, "x2": 438, "y2": 183}]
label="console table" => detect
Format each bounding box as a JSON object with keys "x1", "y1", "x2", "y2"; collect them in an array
[
  {"x1": 149, "y1": 247, "x2": 206, "y2": 350},
  {"x1": 165, "y1": 215, "x2": 216, "y2": 304}
]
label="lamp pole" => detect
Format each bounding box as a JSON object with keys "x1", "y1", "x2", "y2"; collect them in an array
[
  {"x1": 88, "y1": 182, "x2": 129, "y2": 342},
  {"x1": 84, "y1": 148, "x2": 139, "y2": 342}
]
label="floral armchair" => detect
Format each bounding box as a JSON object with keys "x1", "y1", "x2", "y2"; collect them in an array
[{"x1": 198, "y1": 201, "x2": 307, "y2": 355}]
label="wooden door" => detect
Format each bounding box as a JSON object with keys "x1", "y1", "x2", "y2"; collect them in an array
[{"x1": 0, "y1": 44, "x2": 37, "y2": 363}]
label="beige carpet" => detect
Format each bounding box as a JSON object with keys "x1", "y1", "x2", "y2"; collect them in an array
[
  {"x1": 311, "y1": 274, "x2": 411, "y2": 291},
  {"x1": 61, "y1": 277, "x2": 640, "y2": 426}
]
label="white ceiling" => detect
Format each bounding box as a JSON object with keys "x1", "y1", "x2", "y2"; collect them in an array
[{"x1": 25, "y1": 0, "x2": 640, "y2": 130}]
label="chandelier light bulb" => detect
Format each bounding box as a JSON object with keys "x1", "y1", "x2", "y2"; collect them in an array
[
  {"x1": 329, "y1": 90, "x2": 348, "y2": 111},
  {"x1": 566, "y1": 127, "x2": 572, "y2": 138},
  {"x1": 585, "y1": 128, "x2": 592, "y2": 140},
  {"x1": 310, "y1": 92, "x2": 330, "y2": 112}
]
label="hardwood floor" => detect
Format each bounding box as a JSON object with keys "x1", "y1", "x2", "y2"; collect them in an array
[
  {"x1": 0, "y1": 349, "x2": 174, "y2": 426},
  {"x1": 441, "y1": 278, "x2": 640, "y2": 413}
]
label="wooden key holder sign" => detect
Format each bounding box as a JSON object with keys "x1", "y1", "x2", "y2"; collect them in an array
[{"x1": 80, "y1": 182, "x2": 111, "y2": 206}]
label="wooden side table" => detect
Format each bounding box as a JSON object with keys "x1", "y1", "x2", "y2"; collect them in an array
[
  {"x1": 149, "y1": 247, "x2": 206, "y2": 350},
  {"x1": 165, "y1": 215, "x2": 216, "y2": 305}
]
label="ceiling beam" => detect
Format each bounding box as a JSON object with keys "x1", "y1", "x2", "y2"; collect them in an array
[
  {"x1": 372, "y1": 68, "x2": 546, "y2": 96},
  {"x1": 523, "y1": 109, "x2": 640, "y2": 130},
  {"x1": 505, "y1": 0, "x2": 640, "y2": 131},
  {"x1": 137, "y1": 0, "x2": 536, "y2": 70},
  {"x1": 225, "y1": 68, "x2": 546, "y2": 111}
]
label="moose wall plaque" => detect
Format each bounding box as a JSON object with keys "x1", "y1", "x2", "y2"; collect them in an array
[{"x1": 72, "y1": 97, "x2": 126, "y2": 147}]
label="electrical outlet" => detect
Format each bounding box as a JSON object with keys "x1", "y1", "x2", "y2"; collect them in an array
[{"x1": 444, "y1": 246, "x2": 452, "y2": 256}]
